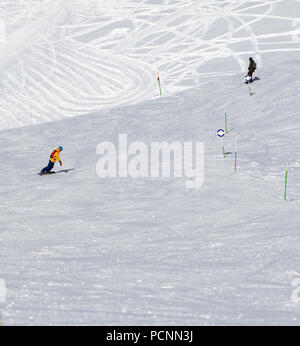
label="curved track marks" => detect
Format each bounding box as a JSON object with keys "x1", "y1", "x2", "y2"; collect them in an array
[{"x1": 0, "y1": 0, "x2": 299, "y2": 129}]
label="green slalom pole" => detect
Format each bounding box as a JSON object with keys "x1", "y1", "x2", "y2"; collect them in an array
[
  {"x1": 248, "y1": 83, "x2": 252, "y2": 96},
  {"x1": 157, "y1": 72, "x2": 162, "y2": 96},
  {"x1": 235, "y1": 152, "x2": 237, "y2": 171},
  {"x1": 284, "y1": 162, "x2": 288, "y2": 200},
  {"x1": 222, "y1": 138, "x2": 226, "y2": 158},
  {"x1": 234, "y1": 135, "x2": 238, "y2": 171}
]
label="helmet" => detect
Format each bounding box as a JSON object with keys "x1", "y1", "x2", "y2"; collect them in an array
[
  {"x1": 59, "y1": 146, "x2": 63, "y2": 151},
  {"x1": 249, "y1": 57, "x2": 253, "y2": 61}
]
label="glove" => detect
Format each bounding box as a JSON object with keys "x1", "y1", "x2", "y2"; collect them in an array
[{"x1": 59, "y1": 161, "x2": 62, "y2": 166}]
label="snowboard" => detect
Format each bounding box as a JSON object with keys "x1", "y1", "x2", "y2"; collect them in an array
[
  {"x1": 245, "y1": 75, "x2": 253, "y2": 83},
  {"x1": 38, "y1": 171, "x2": 56, "y2": 176}
]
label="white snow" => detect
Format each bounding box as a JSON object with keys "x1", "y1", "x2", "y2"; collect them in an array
[{"x1": 0, "y1": 0, "x2": 300, "y2": 326}]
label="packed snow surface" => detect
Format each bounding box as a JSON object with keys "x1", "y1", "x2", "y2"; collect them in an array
[{"x1": 0, "y1": 0, "x2": 300, "y2": 325}]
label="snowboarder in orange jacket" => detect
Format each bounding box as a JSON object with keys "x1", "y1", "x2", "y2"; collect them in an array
[{"x1": 40, "y1": 146, "x2": 63, "y2": 174}]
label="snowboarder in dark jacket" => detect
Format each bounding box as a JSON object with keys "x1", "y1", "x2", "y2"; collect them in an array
[{"x1": 248, "y1": 57, "x2": 256, "y2": 81}]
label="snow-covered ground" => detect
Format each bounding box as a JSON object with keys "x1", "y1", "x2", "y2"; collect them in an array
[
  {"x1": 0, "y1": 0, "x2": 300, "y2": 326},
  {"x1": 1, "y1": 0, "x2": 300, "y2": 129}
]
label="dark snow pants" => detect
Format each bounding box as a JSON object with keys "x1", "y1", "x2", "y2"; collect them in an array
[{"x1": 41, "y1": 160, "x2": 54, "y2": 173}]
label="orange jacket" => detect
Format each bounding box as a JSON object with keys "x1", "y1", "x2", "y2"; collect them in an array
[{"x1": 50, "y1": 148, "x2": 61, "y2": 163}]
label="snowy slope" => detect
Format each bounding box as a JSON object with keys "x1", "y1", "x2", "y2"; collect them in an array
[
  {"x1": 1, "y1": 61, "x2": 300, "y2": 325},
  {"x1": 0, "y1": 0, "x2": 300, "y2": 326},
  {"x1": 1, "y1": 0, "x2": 300, "y2": 129}
]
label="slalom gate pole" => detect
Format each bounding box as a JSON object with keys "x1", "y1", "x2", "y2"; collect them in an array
[
  {"x1": 234, "y1": 135, "x2": 238, "y2": 171},
  {"x1": 284, "y1": 162, "x2": 288, "y2": 200},
  {"x1": 157, "y1": 72, "x2": 162, "y2": 96},
  {"x1": 222, "y1": 138, "x2": 226, "y2": 158},
  {"x1": 248, "y1": 82, "x2": 252, "y2": 96}
]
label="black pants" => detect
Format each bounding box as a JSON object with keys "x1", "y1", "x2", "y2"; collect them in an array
[{"x1": 248, "y1": 70, "x2": 255, "y2": 78}]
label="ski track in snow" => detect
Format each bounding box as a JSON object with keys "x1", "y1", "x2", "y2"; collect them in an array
[{"x1": 0, "y1": 0, "x2": 300, "y2": 129}]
